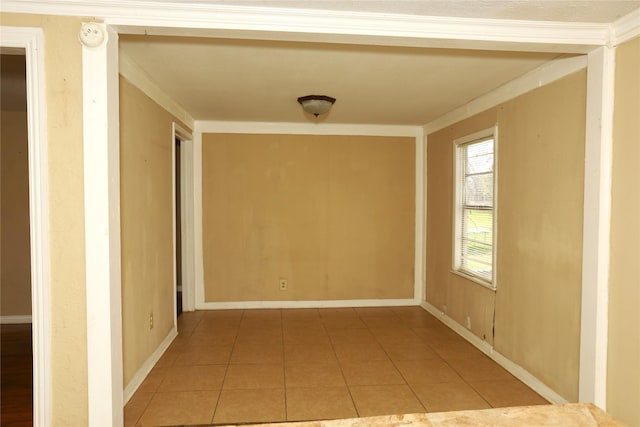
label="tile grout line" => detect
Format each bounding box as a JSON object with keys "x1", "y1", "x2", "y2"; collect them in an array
[
  {"x1": 367, "y1": 309, "x2": 429, "y2": 415},
  {"x1": 210, "y1": 309, "x2": 244, "y2": 424}
]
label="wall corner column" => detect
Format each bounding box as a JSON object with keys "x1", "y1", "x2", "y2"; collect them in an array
[
  {"x1": 81, "y1": 22, "x2": 124, "y2": 426},
  {"x1": 579, "y1": 45, "x2": 615, "y2": 408}
]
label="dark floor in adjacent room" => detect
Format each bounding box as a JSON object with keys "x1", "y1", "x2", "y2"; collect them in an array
[{"x1": 0, "y1": 323, "x2": 33, "y2": 427}]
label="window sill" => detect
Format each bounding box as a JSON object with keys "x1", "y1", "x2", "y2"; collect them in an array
[{"x1": 451, "y1": 270, "x2": 496, "y2": 291}]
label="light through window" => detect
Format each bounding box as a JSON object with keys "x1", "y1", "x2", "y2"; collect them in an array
[{"x1": 453, "y1": 129, "x2": 496, "y2": 287}]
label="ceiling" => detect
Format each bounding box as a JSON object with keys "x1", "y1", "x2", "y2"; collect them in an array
[{"x1": 120, "y1": 36, "x2": 564, "y2": 125}]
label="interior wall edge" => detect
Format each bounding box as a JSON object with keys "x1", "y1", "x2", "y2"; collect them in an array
[
  {"x1": 197, "y1": 298, "x2": 419, "y2": 310},
  {"x1": 420, "y1": 301, "x2": 570, "y2": 405},
  {"x1": 123, "y1": 326, "x2": 177, "y2": 405},
  {"x1": 119, "y1": 54, "x2": 194, "y2": 129}
]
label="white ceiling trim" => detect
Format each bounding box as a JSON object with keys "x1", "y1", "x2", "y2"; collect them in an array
[
  {"x1": 423, "y1": 54, "x2": 588, "y2": 135},
  {"x1": 196, "y1": 120, "x2": 423, "y2": 137},
  {"x1": 120, "y1": 53, "x2": 195, "y2": 129},
  {"x1": 3, "y1": 0, "x2": 612, "y2": 53},
  {"x1": 612, "y1": 7, "x2": 640, "y2": 44}
]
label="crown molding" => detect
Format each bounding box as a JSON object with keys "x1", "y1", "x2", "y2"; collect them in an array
[
  {"x1": 2, "y1": 0, "x2": 611, "y2": 53},
  {"x1": 119, "y1": 53, "x2": 194, "y2": 129},
  {"x1": 612, "y1": 7, "x2": 640, "y2": 45},
  {"x1": 423, "y1": 54, "x2": 588, "y2": 136}
]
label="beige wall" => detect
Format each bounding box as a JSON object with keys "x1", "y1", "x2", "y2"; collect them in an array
[
  {"x1": 1, "y1": 109, "x2": 32, "y2": 317},
  {"x1": 202, "y1": 133, "x2": 415, "y2": 302},
  {"x1": 119, "y1": 77, "x2": 184, "y2": 385},
  {"x1": 0, "y1": 13, "x2": 89, "y2": 424},
  {"x1": 607, "y1": 36, "x2": 640, "y2": 427},
  {"x1": 426, "y1": 70, "x2": 586, "y2": 401}
]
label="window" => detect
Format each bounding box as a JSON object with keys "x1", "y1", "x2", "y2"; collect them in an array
[{"x1": 453, "y1": 128, "x2": 496, "y2": 288}]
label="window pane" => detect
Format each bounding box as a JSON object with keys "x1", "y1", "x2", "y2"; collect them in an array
[
  {"x1": 465, "y1": 139, "x2": 493, "y2": 174},
  {"x1": 464, "y1": 173, "x2": 493, "y2": 207},
  {"x1": 461, "y1": 208, "x2": 493, "y2": 280}
]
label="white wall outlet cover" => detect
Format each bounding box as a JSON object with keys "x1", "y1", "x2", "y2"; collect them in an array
[{"x1": 79, "y1": 23, "x2": 105, "y2": 48}]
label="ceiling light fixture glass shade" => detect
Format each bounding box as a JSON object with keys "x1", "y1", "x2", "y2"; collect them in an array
[{"x1": 297, "y1": 95, "x2": 336, "y2": 117}]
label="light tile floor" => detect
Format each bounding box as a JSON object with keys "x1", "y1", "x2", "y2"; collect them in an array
[{"x1": 125, "y1": 307, "x2": 549, "y2": 426}]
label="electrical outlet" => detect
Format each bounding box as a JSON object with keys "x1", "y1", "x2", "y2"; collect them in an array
[
  {"x1": 466, "y1": 315, "x2": 471, "y2": 329},
  {"x1": 279, "y1": 278, "x2": 287, "y2": 291},
  {"x1": 149, "y1": 312, "x2": 154, "y2": 330}
]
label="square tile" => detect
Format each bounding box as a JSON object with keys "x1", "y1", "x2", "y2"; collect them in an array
[
  {"x1": 333, "y1": 342, "x2": 389, "y2": 363},
  {"x1": 286, "y1": 387, "x2": 357, "y2": 421},
  {"x1": 136, "y1": 391, "x2": 219, "y2": 426},
  {"x1": 327, "y1": 328, "x2": 376, "y2": 344},
  {"x1": 230, "y1": 342, "x2": 283, "y2": 364},
  {"x1": 239, "y1": 317, "x2": 282, "y2": 330},
  {"x1": 394, "y1": 359, "x2": 463, "y2": 385},
  {"x1": 136, "y1": 367, "x2": 167, "y2": 393},
  {"x1": 284, "y1": 342, "x2": 338, "y2": 365},
  {"x1": 322, "y1": 316, "x2": 367, "y2": 330},
  {"x1": 124, "y1": 391, "x2": 153, "y2": 427},
  {"x1": 158, "y1": 365, "x2": 226, "y2": 392},
  {"x1": 430, "y1": 339, "x2": 486, "y2": 360},
  {"x1": 318, "y1": 308, "x2": 358, "y2": 318},
  {"x1": 174, "y1": 345, "x2": 232, "y2": 366},
  {"x1": 469, "y1": 379, "x2": 549, "y2": 408},
  {"x1": 447, "y1": 356, "x2": 514, "y2": 382},
  {"x1": 281, "y1": 308, "x2": 321, "y2": 319},
  {"x1": 285, "y1": 363, "x2": 346, "y2": 387},
  {"x1": 189, "y1": 325, "x2": 238, "y2": 346},
  {"x1": 380, "y1": 340, "x2": 439, "y2": 362},
  {"x1": 412, "y1": 382, "x2": 491, "y2": 412},
  {"x1": 340, "y1": 360, "x2": 405, "y2": 386},
  {"x1": 354, "y1": 307, "x2": 398, "y2": 317},
  {"x1": 349, "y1": 384, "x2": 425, "y2": 417},
  {"x1": 283, "y1": 326, "x2": 331, "y2": 346},
  {"x1": 223, "y1": 363, "x2": 284, "y2": 389},
  {"x1": 241, "y1": 309, "x2": 282, "y2": 318},
  {"x1": 235, "y1": 327, "x2": 283, "y2": 345},
  {"x1": 213, "y1": 389, "x2": 286, "y2": 424},
  {"x1": 361, "y1": 316, "x2": 405, "y2": 329}
]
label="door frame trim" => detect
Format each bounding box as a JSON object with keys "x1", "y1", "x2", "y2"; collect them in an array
[{"x1": 0, "y1": 25, "x2": 51, "y2": 426}]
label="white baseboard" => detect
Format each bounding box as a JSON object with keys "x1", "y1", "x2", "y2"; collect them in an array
[
  {"x1": 123, "y1": 326, "x2": 177, "y2": 404},
  {"x1": 0, "y1": 315, "x2": 32, "y2": 324},
  {"x1": 197, "y1": 298, "x2": 418, "y2": 310},
  {"x1": 420, "y1": 301, "x2": 569, "y2": 405}
]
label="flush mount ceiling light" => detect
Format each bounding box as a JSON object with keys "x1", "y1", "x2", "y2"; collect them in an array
[{"x1": 297, "y1": 95, "x2": 336, "y2": 117}]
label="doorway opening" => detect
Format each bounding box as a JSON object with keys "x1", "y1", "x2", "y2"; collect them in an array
[
  {"x1": 175, "y1": 136, "x2": 183, "y2": 317},
  {"x1": 0, "y1": 51, "x2": 32, "y2": 426}
]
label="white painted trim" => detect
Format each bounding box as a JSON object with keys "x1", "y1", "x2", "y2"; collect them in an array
[
  {"x1": 171, "y1": 127, "x2": 177, "y2": 329},
  {"x1": 424, "y1": 55, "x2": 588, "y2": 136},
  {"x1": 612, "y1": 7, "x2": 640, "y2": 45},
  {"x1": 420, "y1": 134, "x2": 428, "y2": 304},
  {"x1": 1, "y1": 1, "x2": 610, "y2": 53},
  {"x1": 173, "y1": 124, "x2": 196, "y2": 312},
  {"x1": 579, "y1": 46, "x2": 614, "y2": 409},
  {"x1": 123, "y1": 327, "x2": 177, "y2": 404},
  {"x1": 0, "y1": 315, "x2": 33, "y2": 324},
  {"x1": 0, "y1": 25, "x2": 52, "y2": 427},
  {"x1": 420, "y1": 301, "x2": 569, "y2": 405},
  {"x1": 82, "y1": 23, "x2": 124, "y2": 427},
  {"x1": 120, "y1": 53, "x2": 194, "y2": 129},
  {"x1": 196, "y1": 121, "x2": 423, "y2": 137},
  {"x1": 192, "y1": 124, "x2": 206, "y2": 310},
  {"x1": 414, "y1": 130, "x2": 426, "y2": 304},
  {"x1": 198, "y1": 299, "x2": 417, "y2": 310}
]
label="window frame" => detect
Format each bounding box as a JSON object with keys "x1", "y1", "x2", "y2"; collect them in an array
[{"x1": 452, "y1": 126, "x2": 498, "y2": 290}]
